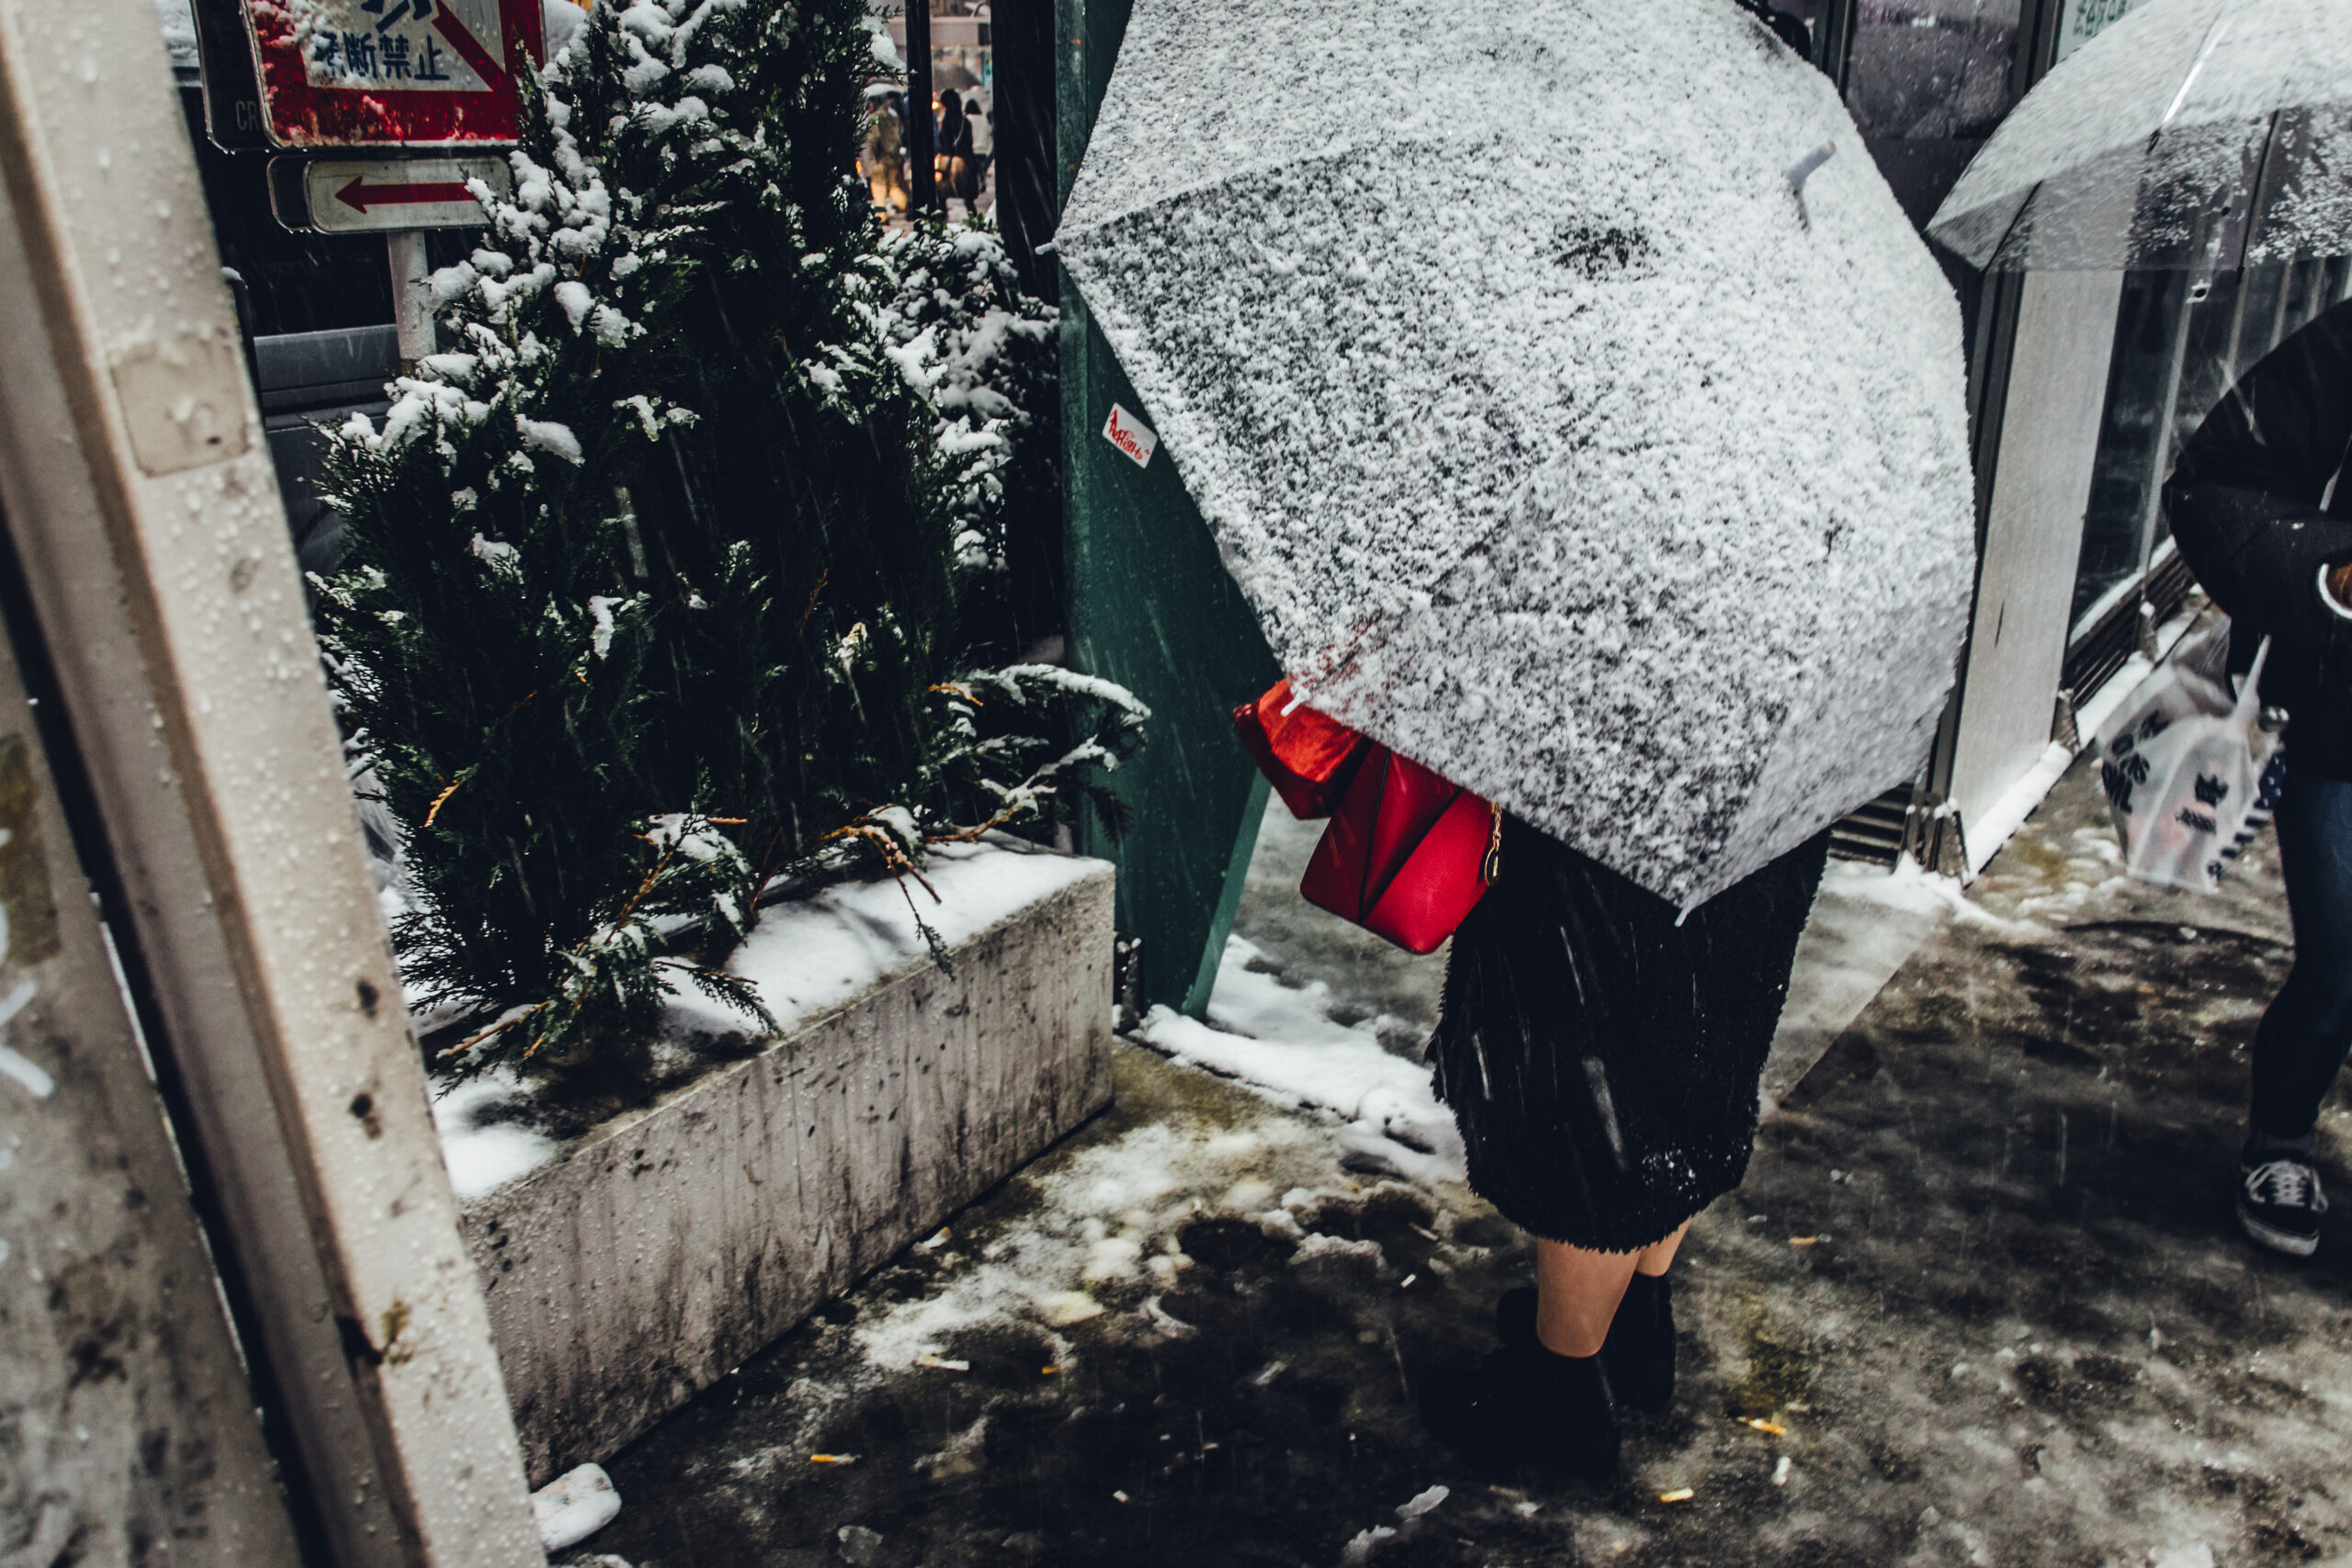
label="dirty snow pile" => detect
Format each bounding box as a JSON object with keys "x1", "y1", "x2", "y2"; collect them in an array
[
  {"x1": 1134, "y1": 936, "x2": 1463, "y2": 1188},
  {"x1": 429, "y1": 840, "x2": 1101, "y2": 1201},
  {"x1": 1057, "y1": 0, "x2": 1974, "y2": 909},
  {"x1": 834, "y1": 925, "x2": 1472, "y2": 1379},
  {"x1": 847, "y1": 1116, "x2": 1469, "y2": 1383}
]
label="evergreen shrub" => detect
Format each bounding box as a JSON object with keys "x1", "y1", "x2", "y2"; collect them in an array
[{"x1": 315, "y1": 0, "x2": 1135, "y2": 1072}]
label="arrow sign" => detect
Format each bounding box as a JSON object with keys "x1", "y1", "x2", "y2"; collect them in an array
[
  {"x1": 281, "y1": 156, "x2": 513, "y2": 233},
  {"x1": 336, "y1": 173, "x2": 476, "y2": 212}
]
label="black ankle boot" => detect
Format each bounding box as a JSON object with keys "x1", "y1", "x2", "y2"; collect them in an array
[
  {"x1": 1498, "y1": 1273, "x2": 1675, "y2": 1415},
  {"x1": 1419, "y1": 1334, "x2": 1619, "y2": 1480}
]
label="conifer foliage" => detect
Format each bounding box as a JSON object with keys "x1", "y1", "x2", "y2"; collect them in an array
[{"x1": 316, "y1": 0, "x2": 1136, "y2": 1071}]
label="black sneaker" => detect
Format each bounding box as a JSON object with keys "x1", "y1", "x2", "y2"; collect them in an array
[
  {"x1": 2239, "y1": 1155, "x2": 2328, "y2": 1257},
  {"x1": 1419, "y1": 1336, "x2": 1619, "y2": 1481},
  {"x1": 1498, "y1": 1277, "x2": 1675, "y2": 1414}
]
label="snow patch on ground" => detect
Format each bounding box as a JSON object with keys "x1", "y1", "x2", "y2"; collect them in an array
[
  {"x1": 1821, "y1": 857, "x2": 2023, "y2": 934},
  {"x1": 1133, "y1": 935, "x2": 1464, "y2": 1186},
  {"x1": 851, "y1": 1115, "x2": 1363, "y2": 1373}
]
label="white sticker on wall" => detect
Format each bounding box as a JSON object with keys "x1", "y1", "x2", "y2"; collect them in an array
[{"x1": 1102, "y1": 403, "x2": 1159, "y2": 468}]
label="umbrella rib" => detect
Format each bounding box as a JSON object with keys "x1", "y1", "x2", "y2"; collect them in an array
[{"x1": 2159, "y1": 8, "x2": 2234, "y2": 130}]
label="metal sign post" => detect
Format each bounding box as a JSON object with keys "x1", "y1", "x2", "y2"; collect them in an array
[
  {"x1": 389, "y1": 227, "x2": 434, "y2": 364},
  {"x1": 0, "y1": 0, "x2": 548, "y2": 1561},
  {"x1": 0, "y1": 549, "x2": 306, "y2": 1568},
  {"x1": 908, "y1": 0, "x2": 935, "y2": 210},
  {"x1": 260, "y1": 152, "x2": 516, "y2": 364}
]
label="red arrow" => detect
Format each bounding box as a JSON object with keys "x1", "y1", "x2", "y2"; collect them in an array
[{"x1": 335, "y1": 174, "x2": 476, "y2": 212}]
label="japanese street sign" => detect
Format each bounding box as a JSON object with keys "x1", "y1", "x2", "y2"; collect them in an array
[
  {"x1": 271, "y1": 155, "x2": 511, "y2": 232},
  {"x1": 241, "y1": 0, "x2": 543, "y2": 149}
]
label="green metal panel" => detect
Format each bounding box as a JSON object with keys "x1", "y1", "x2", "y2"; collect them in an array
[{"x1": 1056, "y1": 0, "x2": 1279, "y2": 1017}]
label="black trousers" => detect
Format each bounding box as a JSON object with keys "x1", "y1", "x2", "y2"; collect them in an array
[
  {"x1": 1430, "y1": 818, "x2": 1827, "y2": 1252},
  {"x1": 2251, "y1": 761, "x2": 2352, "y2": 1141}
]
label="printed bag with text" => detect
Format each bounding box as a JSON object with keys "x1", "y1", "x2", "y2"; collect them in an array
[{"x1": 2098, "y1": 622, "x2": 2284, "y2": 895}]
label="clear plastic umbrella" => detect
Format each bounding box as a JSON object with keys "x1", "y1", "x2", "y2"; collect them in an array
[
  {"x1": 1055, "y1": 0, "x2": 1975, "y2": 909},
  {"x1": 1930, "y1": 0, "x2": 2352, "y2": 272}
]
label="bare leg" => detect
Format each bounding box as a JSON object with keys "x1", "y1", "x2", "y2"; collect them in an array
[
  {"x1": 1634, "y1": 1221, "x2": 1691, "y2": 1279},
  {"x1": 1532, "y1": 1239, "x2": 1639, "y2": 1358},
  {"x1": 1534, "y1": 1221, "x2": 1694, "y2": 1357}
]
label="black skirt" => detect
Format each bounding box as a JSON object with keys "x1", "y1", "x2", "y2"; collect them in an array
[{"x1": 1429, "y1": 817, "x2": 1828, "y2": 1253}]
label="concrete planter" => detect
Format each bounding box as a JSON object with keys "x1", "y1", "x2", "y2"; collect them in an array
[{"x1": 458, "y1": 849, "x2": 1114, "y2": 1483}]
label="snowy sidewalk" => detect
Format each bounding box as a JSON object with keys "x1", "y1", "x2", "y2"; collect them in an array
[{"x1": 563, "y1": 758, "x2": 2349, "y2": 1568}]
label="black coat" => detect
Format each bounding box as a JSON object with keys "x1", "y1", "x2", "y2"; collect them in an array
[{"x1": 2165, "y1": 297, "x2": 2352, "y2": 780}]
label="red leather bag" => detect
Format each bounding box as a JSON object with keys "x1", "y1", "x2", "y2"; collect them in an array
[
  {"x1": 1300, "y1": 743, "x2": 1501, "y2": 956},
  {"x1": 1231, "y1": 677, "x2": 1372, "y2": 820}
]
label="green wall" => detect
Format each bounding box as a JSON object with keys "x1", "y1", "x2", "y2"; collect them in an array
[{"x1": 1055, "y1": 0, "x2": 1279, "y2": 1017}]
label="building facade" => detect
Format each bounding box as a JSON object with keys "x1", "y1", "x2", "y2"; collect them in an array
[{"x1": 1804, "y1": 0, "x2": 2351, "y2": 872}]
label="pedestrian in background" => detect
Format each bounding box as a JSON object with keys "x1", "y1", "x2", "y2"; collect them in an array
[
  {"x1": 937, "y1": 89, "x2": 978, "y2": 207},
  {"x1": 865, "y1": 90, "x2": 908, "y2": 216},
  {"x1": 2167, "y1": 296, "x2": 2352, "y2": 1259},
  {"x1": 965, "y1": 89, "x2": 994, "y2": 209}
]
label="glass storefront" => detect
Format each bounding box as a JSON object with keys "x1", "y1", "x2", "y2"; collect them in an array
[
  {"x1": 2074, "y1": 259, "x2": 2352, "y2": 630},
  {"x1": 1844, "y1": 0, "x2": 2022, "y2": 141},
  {"x1": 872, "y1": 0, "x2": 997, "y2": 219}
]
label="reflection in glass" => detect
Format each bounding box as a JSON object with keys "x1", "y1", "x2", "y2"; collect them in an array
[
  {"x1": 2073, "y1": 259, "x2": 2352, "y2": 630},
  {"x1": 1844, "y1": 0, "x2": 2022, "y2": 141}
]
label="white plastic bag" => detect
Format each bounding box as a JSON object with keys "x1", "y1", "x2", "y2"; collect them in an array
[{"x1": 2097, "y1": 622, "x2": 2282, "y2": 894}]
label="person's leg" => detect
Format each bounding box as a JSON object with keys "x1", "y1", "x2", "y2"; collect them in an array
[
  {"x1": 2249, "y1": 766, "x2": 2352, "y2": 1144},
  {"x1": 1634, "y1": 1221, "x2": 1690, "y2": 1278},
  {"x1": 1532, "y1": 1239, "x2": 1641, "y2": 1358},
  {"x1": 1529, "y1": 1219, "x2": 1689, "y2": 1354},
  {"x1": 2239, "y1": 765, "x2": 2352, "y2": 1254}
]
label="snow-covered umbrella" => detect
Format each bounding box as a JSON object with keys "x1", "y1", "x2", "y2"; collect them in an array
[
  {"x1": 1930, "y1": 0, "x2": 2352, "y2": 271},
  {"x1": 1054, "y1": 0, "x2": 1975, "y2": 908}
]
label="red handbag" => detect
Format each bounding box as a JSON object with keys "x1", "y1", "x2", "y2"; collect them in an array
[
  {"x1": 1300, "y1": 742, "x2": 1501, "y2": 956},
  {"x1": 1231, "y1": 677, "x2": 1373, "y2": 819}
]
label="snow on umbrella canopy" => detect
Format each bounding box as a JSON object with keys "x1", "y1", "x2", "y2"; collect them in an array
[
  {"x1": 1930, "y1": 0, "x2": 2352, "y2": 272},
  {"x1": 1054, "y1": 0, "x2": 1974, "y2": 909}
]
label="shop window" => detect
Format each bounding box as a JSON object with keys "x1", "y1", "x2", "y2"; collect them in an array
[
  {"x1": 1843, "y1": 1, "x2": 2023, "y2": 142},
  {"x1": 2072, "y1": 258, "x2": 2352, "y2": 632}
]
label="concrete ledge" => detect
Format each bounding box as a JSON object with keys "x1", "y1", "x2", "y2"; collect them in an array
[{"x1": 459, "y1": 853, "x2": 1114, "y2": 1484}]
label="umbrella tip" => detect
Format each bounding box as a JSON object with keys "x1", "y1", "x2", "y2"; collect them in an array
[{"x1": 1785, "y1": 140, "x2": 1837, "y2": 197}]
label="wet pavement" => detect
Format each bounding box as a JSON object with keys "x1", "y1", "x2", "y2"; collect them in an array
[{"x1": 567, "y1": 750, "x2": 2352, "y2": 1568}]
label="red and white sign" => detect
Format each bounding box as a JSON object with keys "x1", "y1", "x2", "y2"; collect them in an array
[
  {"x1": 241, "y1": 0, "x2": 543, "y2": 149},
  {"x1": 298, "y1": 155, "x2": 511, "y2": 231},
  {"x1": 1102, "y1": 403, "x2": 1159, "y2": 469}
]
